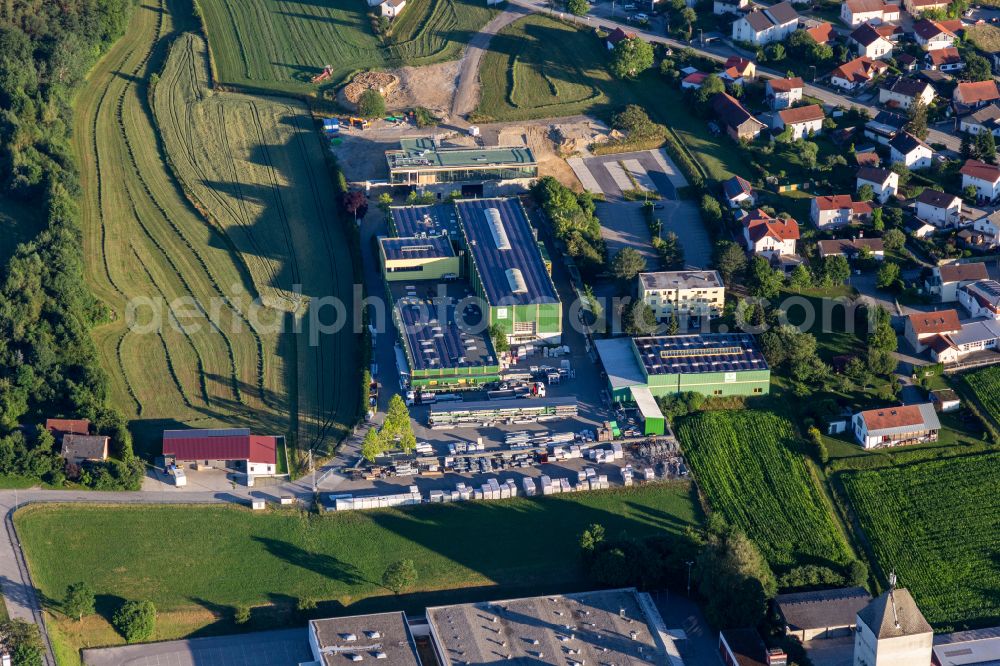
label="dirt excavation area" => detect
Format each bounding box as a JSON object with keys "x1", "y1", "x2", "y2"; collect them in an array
[
  {"x1": 333, "y1": 116, "x2": 610, "y2": 190},
  {"x1": 390, "y1": 61, "x2": 461, "y2": 116}
]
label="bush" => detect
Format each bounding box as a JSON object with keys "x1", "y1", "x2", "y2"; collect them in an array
[
  {"x1": 113, "y1": 600, "x2": 156, "y2": 643},
  {"x1": 234, "y1": 605, "x2": 251, "y2": 625},
  {"x1": 357, "y1": 89, "x2": 386, "y2": 118}
]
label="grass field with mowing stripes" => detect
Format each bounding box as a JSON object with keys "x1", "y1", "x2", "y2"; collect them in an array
[
  {"x1": 841, "y1": 453, "x2": 1000, "y2": 629},
  {"x1": 677, "y1": 411, "x2": 852, "y2": 570},
  {"x1": 75, "y1": 0, "x2": 358, "y2": 459},
  {"x1": 197, "y1": 0, "x2": 495, "y2": 95},
  {"x1": 17, "y1": 485, "x2": 702, "y2": 657}
]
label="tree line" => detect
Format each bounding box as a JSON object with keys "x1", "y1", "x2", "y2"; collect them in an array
[{"x1": 0, "y1": 0, "x2": 143, "y2": 489}]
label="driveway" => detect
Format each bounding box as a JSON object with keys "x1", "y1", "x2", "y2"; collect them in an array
[
  {"x1": 580, "y1": 150, "x2": 679, "y2": 201},
  {"x1": 804, "y1": 636, "x2": 855, "y2": 666},
  {"x1": 82, "y1": 628, "x2": 311, "y2": 666}
]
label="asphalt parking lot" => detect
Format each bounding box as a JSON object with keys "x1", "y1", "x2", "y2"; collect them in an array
[{"x1": 82, "y1": 629, "x2": 311, "y2": 666}]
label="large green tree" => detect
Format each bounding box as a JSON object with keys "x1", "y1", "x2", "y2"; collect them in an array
[
  {"x1": 382, "y1": 559, "x2": 418, "y2": 595},
  {"x1": 64, "y1": 582, "x2": 95, "y2": 622},
  {"x1": 611, "y1": 247, "x2": 647, "y2": 283},
  {"x1": 610, "y1": 37, "x2": 655, "y2": 79},
  {"x1": 113, "y1": 600, "x2": 156, "y2": 643}
]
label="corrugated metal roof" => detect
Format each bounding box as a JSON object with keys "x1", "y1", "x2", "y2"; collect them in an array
[{"x1": 162, "y1": 432, "x2": 276, "y2": 464}]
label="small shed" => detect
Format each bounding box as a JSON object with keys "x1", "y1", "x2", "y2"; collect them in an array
[
  {"x1": 251, "y1": 498, "x2": 266, "y2": 511},
  {"x1": 380, "y1": 0, "x2": 406, "y2": 17},
  {"x1": 930, "y1": 388, "x2": 960, "y2": 412}
]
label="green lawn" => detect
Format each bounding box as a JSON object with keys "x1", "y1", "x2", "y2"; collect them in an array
[
  {"x1": 198, "y1": 0, "x2": 496, "y2": 95},
  {"x1": 473, "y1": 14, "x2": 748, "y2": 181},
  {"x1": 840, "y1": 453, "x2": 1000, "y2": 629},
  {"x1": 17, "y1": 485, "x2": 701, "y2": 652}
]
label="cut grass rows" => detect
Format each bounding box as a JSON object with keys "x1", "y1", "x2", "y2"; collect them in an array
[
  {"x1": 75, "y1": 0, "x2": 358, "y2": 457},
  {"x1": 197, "y1": 0, "x2": 496, "y2": 95}
]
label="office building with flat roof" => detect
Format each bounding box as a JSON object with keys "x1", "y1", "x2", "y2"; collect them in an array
[
  {"x1": 638, "y1": 270, "x2": 725, "y2": 320},
  {"x1": 306, "y1": 611, "x2": 420, "y2": 666},
  {"x1": 386, "y1": 138, "x2": 538, "y2": 188}
]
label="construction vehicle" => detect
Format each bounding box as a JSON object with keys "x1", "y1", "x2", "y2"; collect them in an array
[
  {"x1": 348, "y1": 116, "x2": 369, "y2": 130},
  {"x1": 311, "y1": 65, "x2": 334, "y2": 84}
]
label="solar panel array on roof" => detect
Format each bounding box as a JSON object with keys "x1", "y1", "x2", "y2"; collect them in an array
[
  {"x1": 456, "y1": 198, "x2": 558, "y2": 307},
  {"x1": 390, "y1": 204, "x2": 459, "y2": 238},
  {"x1": 380, "y1": 235, "x2": 454, "y2": 261},
  {"x1": 633, "y1": 334, "x2": 769, "y2": 375},
  {"x1": 395, "y1": 293, "x2": 496, "y2": 371}
]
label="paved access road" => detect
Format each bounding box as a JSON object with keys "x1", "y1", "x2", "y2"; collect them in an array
[
  {"x1": 502, "y1": 0, "x2": 960, "y2": 152},
  {"x1": 81, "y1": 628, "x2": 311, "y2": 666}
]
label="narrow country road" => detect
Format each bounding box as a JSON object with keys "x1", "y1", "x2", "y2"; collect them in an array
[
  {"x1": 500, "y1": 0, "x2": 960, "y2": 152},
  {"x1": 450, "y1": 3, "x2": 532, "y2": 120}
]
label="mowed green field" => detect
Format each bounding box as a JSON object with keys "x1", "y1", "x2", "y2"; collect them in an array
[
  {"x1": 473, "y1": 15, "x2": 748, "y2": 181},
  {"x1": 17, "y1": 485, "x2": 701, "y2": 651},
  {"x1": 841, "y1": 454, "x2": 1000, "y2": 628},
  {"x1": 197, "y1": 0, "x2": 495, "y2": 95},
  {"x1": 677, "y1": 411, "x2": 852, "y2": 569},
  {"x1": 75, "y1": 0, "x2": 358, "y2": 458}
]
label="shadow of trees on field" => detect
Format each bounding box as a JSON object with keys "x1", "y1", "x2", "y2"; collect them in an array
[{"x1": 252, "y1": 537, "x2": 371, "y2": 586}]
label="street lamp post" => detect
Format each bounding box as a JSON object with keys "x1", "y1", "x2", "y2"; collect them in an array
[{"x1": 685, "y1": 560, "x2": 694, "y2": 596}]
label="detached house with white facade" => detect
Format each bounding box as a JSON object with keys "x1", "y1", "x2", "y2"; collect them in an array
[
  {"x1": 840, "y1": 0, "x2": 899, "y2": 26},
  {"x1": 775, "y1": 104, "x2": 825, "y2": 140},
  {"x1": 743, "y1": 210, "x2": 800, "y2": 258},
  {"x1": 830, "y1": 56, "x2": 888, "y2": 91},
  {"x1": 765, "y1": 77, "x2": 804, "y2": 109},
  {"x1": 890, "y1": 131, "x2": 933, "y2": 169},
  {"x1": 855, "y1": 166, "x2": 898, "y2": 203},
  {"x1": 852, "y1": 404, "x2": 940, "y2": 449},
  {"x1": 732, "y1": 1, "x2": 799, "y2": 45},
  {"x1": 914, "y1": 189, "x2": 962, "y2": 228},
  {"x1": 850, "y1": 23, "x2": 894, "y2": 59},
  {"x1": 924, "y1": 262, "x2": 989, "y2": 302},
  {"x1": 913, "y1": 18, "x2": 956, "y2": 50},
  {"x1": 878, "y1": 77, "x2": 935, "y2": 111},
  {"x1": 811, "y1": 195, "x2": 873, "y2": 228},
  {"x1": 961, "y1": 159, "x2": 1000, "y2": 202}
]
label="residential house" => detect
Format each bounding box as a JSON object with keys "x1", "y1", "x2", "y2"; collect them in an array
[
  {"x1": 953, "y1": 80, "x2": 1000, "y2": 112},
  {"x1": 830, "y1": 56, "x2": 888, "y2": 91},
  {"x1": 850, "y1": 23, "x2": 894, "y2": 58},
  {"x1": 775, "y1": 104, "x2": 825, "y2": 139},
  {"x1": 681, "y1": 71, "x2": 708, "y2": 89},
  {"x1": 958, "y1": 279, "x2": 1000, "y2": 320},
  {"x1": 856, "y1": 166, "x2": 898, "y2": 202},
  {"x1": 924, "y1": 262, "x2": 988, "y2": 301},
  {"x1": 925, "y1": 46, "x2": 963, "y2": 71},
  {"x1": 864, "y1": 109, "x2": 907, "y2": 144},
  {"x1": 840, "y1": 0, "x2": 899, "y2": 26},
  {"x1": 879, "y1": 76, "x2": 935, "y2": 110},
  {"x1": 638, "y1": 271, "x2": 725, "y2": 319},
  {"x1": 909, "y1": 219, "x2": 937, "y2": 238},
  {"x1": 766, "y1": 77, "x2": 804, "y2": 109},
  {"x1": 930, "y1": 318, "x2": 1000, "y2": 363},
  {"x1": 889, "y1": 131, "x2": 933, "y2": 169},
  {"x1": 712, "y1": 92, "x2": 766, "y2": 141},
  {"x1": 775, "y1": 587, "x2": 872, "y2": 642},
  {"x1": 605, "y1": 27, "x2": 637, "y2": 50},
  {"x1": 914, "y1": 189, "x2": 962, "y2": 227},
  {"x1": 811, "y1": 195, "x2": 874, "y2": 228},
  {"x1": 904, "y1": 309, "x2": 962, "y2": 352},
  {"x1": 722, "y1": 175, "x2": 755, "y2": 208},
  {"x1": 732, "y1": 1, "x2": 800, "y2": 45},
  {"x1": 45, "y1": 418, "x2": 91, "y2": 439},
  {"x1": 971, "y1": 210, "x2": 1000, "y2": 248},
  {"x1": 904, "y1": 0, "x2": 951, "y2": 15},
  {"x1": 60, "y1": 434, "x2": 109, "y2": 465},
  {"x1": 743, "y1": 210, "x2": 800, "y2": 257},
  {"x1": 854, "y1": 588, "x2": 933, "y2": 664},
  {"x1": 379, "y1": 0, "x2": 406, "y2": 17},
  {"x1": 722, "y1": 56, "x2": 756, "y2": 84},
  {"x1": 816, "y1": 237, "x2": 885, "y2": 260},
  {"x1": 720, "y1": 629, "x2": 787, "y2": 666},
  {"x1": 855, "y1": 146, "x2": 882, "y2": 166},
  {"x1": 806, "y1": 22, "x2": 835, "y2": 44},
  {"x1": 961, "y1": 159, "x2": 1000, "y2": 202},
  {"x1": 913, "y1": 18, "x2": 956, "y2": 50},
  {"x1": 896, "y1": 52, "x2": 919, "y2": 71},
  {"x1": 959, "y1": 103, "x2": 1000, "y2": 137},
  {"x1": 852, "y1": 404, "x2": 941, "y2": 448},
  {"x1": 714, "y1": 0, "x2": 750, "y2": 14},
  {"x1": 162, "y1": 428, "x2": 280, "y2": 485}
]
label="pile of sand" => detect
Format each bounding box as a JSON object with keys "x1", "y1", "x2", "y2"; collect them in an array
[{"x1": 343, "y1": 71, "x2": 399, "y2": 105}]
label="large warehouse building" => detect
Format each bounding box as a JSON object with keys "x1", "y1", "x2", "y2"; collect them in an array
[
  {"x1": 384, "y1": 198, "x2": 560, "y2": 390},
  {"x1": 385, "y1": 138, "x2": 538, "y2": 192},
  {"x1": 596, "y1": 334, "x2": 771, "y2": 401}
]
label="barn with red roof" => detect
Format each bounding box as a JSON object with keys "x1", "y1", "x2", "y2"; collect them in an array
[{"x1": 162, "y1": 428, "x2": 279, "y2": 485}]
